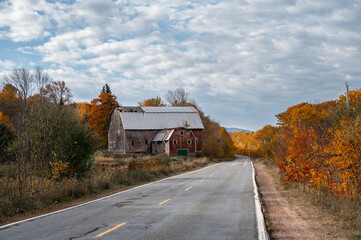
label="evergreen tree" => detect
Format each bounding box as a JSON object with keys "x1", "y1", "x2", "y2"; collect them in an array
[{"x1": 102, "y1": 84, "x2": 111, "y2": 94}]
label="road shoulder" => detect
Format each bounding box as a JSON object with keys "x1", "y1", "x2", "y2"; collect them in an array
[{"x1": 254, "y1": 160, "x2": 349, "y2": 240}]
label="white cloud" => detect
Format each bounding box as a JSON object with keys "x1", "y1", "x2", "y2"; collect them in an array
[
  {"x1": 0, "y1": 0, "x2": 52, "y2": 41},
  {"x1": 1, "y1": 0, "x2": 361, "y2": 129},
  {"x1": 0, "y1": 59, "x2": 16, "y2": 71}
]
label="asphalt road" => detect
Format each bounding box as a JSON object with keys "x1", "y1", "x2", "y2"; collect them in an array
[{"x1": 0, "y1": 156, "x2": 262, "y2": 240}]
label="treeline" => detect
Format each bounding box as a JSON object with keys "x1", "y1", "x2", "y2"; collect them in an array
[
  {"x1": 0, "y1": 68, "x2": 235, "y2": 192},
  {"x1": 231, "y1": 90, "x2": 361, "y2": 200}
]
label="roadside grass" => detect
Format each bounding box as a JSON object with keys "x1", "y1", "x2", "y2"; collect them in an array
[
  {"x1": 0, "y1": 152, "x2": 211, "y2": 224},
  {"x1": 253, "y1": 157, "x2": 361, "y2": 238}
]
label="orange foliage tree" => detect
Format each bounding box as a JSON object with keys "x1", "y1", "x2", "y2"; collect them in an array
[
  {"x1": 88, "y1": 86, "x2": 119, "y2": 148},
  {"x1": 235, "y1": 92, "x2": 361, "y2": 200},
  {"x1": 138, "y1": 97, "x2": 166, "y2": 107}
]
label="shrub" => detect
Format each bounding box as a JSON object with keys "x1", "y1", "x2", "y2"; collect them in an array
[
  {"x1": 0, "y1": 123, "x2": 14, "y2": 163},
  {"x1": 55, "y1": 121, "x2": 98, "y2": 177}
]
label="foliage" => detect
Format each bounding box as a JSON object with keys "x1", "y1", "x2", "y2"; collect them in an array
[
  {"x1": 0, "y1": 122, "x2": 14, "y2": 163},
  {"x1": 55, "y1": 119, "x2": 98, "y2": 176},
  {"x1": 87, "y1": 86, "x2": 119, "y2": 148},
  {"x1": 41, "y1": 81, "x2": 72, "y2": 105},
  {"x1": 0, "y1": 84, "x2": 20, "y2": 124},
  {"x1": 138, "y1": 97, "x2": 166, "y2": 107},
  {"x1": 49, "y1": 152, "x2": 69, "y2": 181},
  {"x1": 0, "y1": 68, "x2": 99, "y2": 197},
  {"x1": 102, "y1": 84, "x2": 112, "y2": 94},
  {"x1": 233, "y1": 91, "x2": 361, "y2": 200}
]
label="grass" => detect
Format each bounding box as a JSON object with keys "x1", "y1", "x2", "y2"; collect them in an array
[
  {"x1": 0, "y1": 152, "x2": 211, "y2": 224},
  {"x1": 253, "y1": 157, "x2": 361, "y2": 238}
]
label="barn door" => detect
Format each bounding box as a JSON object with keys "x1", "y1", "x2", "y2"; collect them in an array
[{"x1": 177, "y1": 149, "x2": 189, "y2": 156}]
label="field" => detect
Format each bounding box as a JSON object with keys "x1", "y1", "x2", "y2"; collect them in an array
[{"x1": 0, "y1": 152, "x2": 211, "y2": 224}]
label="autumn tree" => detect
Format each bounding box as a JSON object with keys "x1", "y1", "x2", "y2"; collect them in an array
[
  {"x1": 74, "y1": 102, "x2": 91, "y2": 123},
  {"x1": 41, "y1": 81, "x2": 72, "y2": 105},
  {"x1": 1, "y1": 67, "x2": 97, "y2": 194},
  {"x1": 0, "y1": 84, "x2": 20, "y2": 124},
  {"x1": 88, "y1": 85, "x2": 119, "y2": 148},
  {"x1": 138, "y1": 97, "x2": 166, "y2": 107}
]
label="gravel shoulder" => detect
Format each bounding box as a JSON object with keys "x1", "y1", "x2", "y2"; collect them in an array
[{"x1": 254, "y1": 161, "x2": 349, "y2": 240}]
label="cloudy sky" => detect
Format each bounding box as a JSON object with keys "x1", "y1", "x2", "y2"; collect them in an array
[{"x1": 0, "y1": 0, "x2": 360, "y2": 131}]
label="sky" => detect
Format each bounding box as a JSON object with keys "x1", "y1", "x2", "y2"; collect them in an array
[{"x1": 0, "y1": 0, "x2": 360, "y2": 131}]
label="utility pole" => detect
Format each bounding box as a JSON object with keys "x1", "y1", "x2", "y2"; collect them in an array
[{"x1": 345, "y1": 82, "x2": 350, "y2": 111}]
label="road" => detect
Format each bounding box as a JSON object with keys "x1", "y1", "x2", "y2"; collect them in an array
[{"x1": 0, "y1": 156, "x2": 265, "y2": 240}]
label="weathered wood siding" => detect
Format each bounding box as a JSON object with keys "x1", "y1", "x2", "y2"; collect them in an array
[
  {"x1": 125, "y1": 130, "x2": 157, "y2": 153},
  {"x1": 108, "y1": 110, "x2": 125, "y2": 152},
  {"x1": 152, "y1": 141, "x2": 168, "y2": 155}
]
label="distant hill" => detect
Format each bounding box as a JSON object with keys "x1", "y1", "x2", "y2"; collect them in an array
[{"x1": 225, "y1": 127, "x2": 253, "y2": 133}]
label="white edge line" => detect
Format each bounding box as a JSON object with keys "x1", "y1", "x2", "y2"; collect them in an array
[
  {"x1": 0, "y1": 161, "x2": 223, "y2": 230},
  {"x1": 250, "y1": 157, "x2": 269, "y2": 240}
]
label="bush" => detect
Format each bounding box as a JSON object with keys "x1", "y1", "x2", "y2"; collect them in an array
[
  {"x1": 0, "y1": 123, "x2": 14, "y2": 163},
  {"x1": 55, "y1": 121, "x2": 98, "y2": 177}
]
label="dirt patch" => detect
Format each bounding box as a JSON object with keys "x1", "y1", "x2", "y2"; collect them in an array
[{"x1": 254, "y1": 161, "x2": 349, "y2": 240}]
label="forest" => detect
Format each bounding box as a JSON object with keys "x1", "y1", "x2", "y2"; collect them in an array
[
  {"x1": 0, "y1": 67, "x2": 235, "y2": 222},
  {"x1": 231, "y1": 89, "x2": 361, "y2": 201}
]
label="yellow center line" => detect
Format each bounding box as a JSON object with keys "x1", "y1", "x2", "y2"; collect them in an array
[
  {"x1": 158, "y1": 198, "x2": 171, "y2": 206},
  {"x1": 200, "y1": 180, "x2": 205, "y2": 183},
  {"x1": 184, "y1": 186, "x2": 192, "y2": 191},
  {"x1": 93, "y1": 222, "x2": 126, "y2": 239}
]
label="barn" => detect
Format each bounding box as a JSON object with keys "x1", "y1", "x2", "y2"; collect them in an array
[{"x1": 108, "y1": 106, "x2": 204, "y2": 156}]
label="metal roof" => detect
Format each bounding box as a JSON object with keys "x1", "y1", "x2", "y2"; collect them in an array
[
  {"x1": 152, "y1": 129, "x2": 174, "y2": 142},
  {"x1": 118, "y1": 108, "x2": 204, "y2": 130},
  {"x1": 141, "y1": 107, "x2": 198, "y2": 113}
]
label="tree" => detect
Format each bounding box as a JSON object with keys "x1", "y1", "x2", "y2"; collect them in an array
[
  {"x1": 165, "y1": 88, "x2": 190, "y2": 106},
  {"x1": 88, "y1": 85, "x2": 119, "y2": 147},
  {"x1": 138, "y1": 97, "x2": 166, "y2": 107},
  {"x1": 3, "y1": 68, "x2": 35, "y2": 111},
  {"x1": 0, "y1": 84, "x2": 20, "y2": 123},
  {"x1": 34, "y1": 66, "x2": 51, "y2": 98},
  {"x1": 102, "y1": 84, "x2": 111, "y2": 94},
  {"x1": 74, "y1": 102, "x2": 91, "y2": 123},
  {"x1": 41, "y1": 81, "x2": 72, "y2": 105},
  {"x1": 0, "y1": 122, "x2": 14, "y2": 163}
]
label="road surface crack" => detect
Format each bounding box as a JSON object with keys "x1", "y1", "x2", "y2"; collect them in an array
[{"x1": 69, "y1": 224, "x2": 107, "y2": 240}]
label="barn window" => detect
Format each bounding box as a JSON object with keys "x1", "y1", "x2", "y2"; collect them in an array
[
  {"x1": 187, "y1": 139, "x2": 192, "y2": 145},
  {"x1": 145, "y1": 140, "x2": 148, "y2": 145},
  {"x1": 173, "y1": 139, "x2": 177, "y2": 145},
  {"x1": 180, "y1": 131, "x2": 184, "y2": 136},
  {"x1": 195, "y1": 138, "x2": 198, "y2": 144},
  {"x1": 131, "y1": 140, "x2": 135, "y2": 146}
]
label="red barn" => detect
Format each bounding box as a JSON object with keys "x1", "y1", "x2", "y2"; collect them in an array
[{"x1": 108, "y1": 106, "x2": 204, "y2": 156}]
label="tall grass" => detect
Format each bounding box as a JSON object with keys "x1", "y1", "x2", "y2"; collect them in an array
[{"x1": 0, "y1": 152, "x2": 210, "y2": 224}]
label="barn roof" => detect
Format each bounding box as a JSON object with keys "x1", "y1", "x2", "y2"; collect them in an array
[
  {"x1": 141, "y1": 107, "x2": 197, "y2": 113},
  {"x1": 152, "y1": 129, "x2": 174, "y2": 142},
  {"x1": 117, "y1": 106, "x2": 204, "y2": 130}
]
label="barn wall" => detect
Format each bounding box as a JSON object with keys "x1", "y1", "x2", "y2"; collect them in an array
[
  {"x1": 169, "y1": 129, "x2": 203, "y2": 155},
  {"x1": 192, "y1": 129, "x2": 204, "y2": 152},
  {"x1": 125, "y1": 130, "x2": 157, "y2": 153},
  {"x1": 108, "y1": 110, "x2": 125, "y2": 152},
  {"x1": 152, "y1": 141, "x2": 167, "y2": 155}
]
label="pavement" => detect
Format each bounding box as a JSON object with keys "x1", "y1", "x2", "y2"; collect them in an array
[{"x1": 0, "y1": 156, "x2": 261, "y2": 240}]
